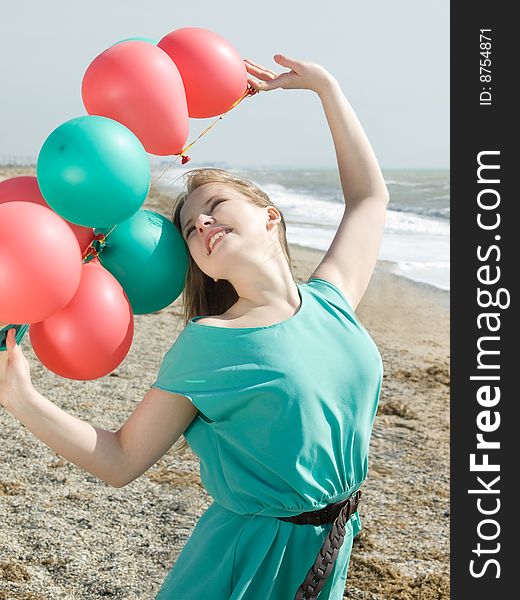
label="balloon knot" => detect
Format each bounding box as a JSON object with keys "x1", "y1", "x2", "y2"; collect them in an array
[
  {"x1": 181, "y1": 155, "x2": 191, "y2": 165},
  {"x1": 247, "y1": 85, "x2": 259, "y2": 96},
  {"x1": 82, "y1": 234, "x2": 107, "y2": 263}
]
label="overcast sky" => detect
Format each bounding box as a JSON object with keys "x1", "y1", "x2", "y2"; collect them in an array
[{"x1": 0, "y1": 1, "x2": 449, "y2": 169}]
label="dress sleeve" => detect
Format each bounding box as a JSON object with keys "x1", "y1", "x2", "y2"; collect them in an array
[
  {"x1": 150, "y1": 328, "x2": 238, "y2": 424},
  {"x1": 150, "y1": 329, "x2": 214, "y2": 422}
]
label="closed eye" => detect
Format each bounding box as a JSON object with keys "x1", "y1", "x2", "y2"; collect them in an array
[{"x1": 185, "y1": 198, "x2": 226, "y2": 239}]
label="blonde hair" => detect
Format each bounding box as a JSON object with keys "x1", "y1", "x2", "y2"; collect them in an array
[{"x1": 169, "y1": 168, "x2": 294, "y2": 454}]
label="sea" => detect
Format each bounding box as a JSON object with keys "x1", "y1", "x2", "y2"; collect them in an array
[{"x1": 152, "y1": 165, "x2": 450, "y2": 292}]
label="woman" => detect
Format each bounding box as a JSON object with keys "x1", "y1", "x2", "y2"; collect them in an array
[{"x1": 1, "y1": 54, "x2": 389, "y2": 599}]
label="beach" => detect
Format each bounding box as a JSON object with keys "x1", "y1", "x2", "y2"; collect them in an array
[{"x1": 1, "y1": 170, "x2": 450, "y2": 599}]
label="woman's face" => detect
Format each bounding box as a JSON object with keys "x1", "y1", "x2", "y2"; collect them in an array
[{"x1": 179, "y1": 182, "x2": 281, "y2": 280}]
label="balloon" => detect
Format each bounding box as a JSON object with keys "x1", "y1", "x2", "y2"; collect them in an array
[
  {"x1": 0, "y1": 176, "x2": 94, "y2": 253},
  {"x1": 82, "y1": 41, "x2": 189, "y2": 156},
  {"x1": 95, "y1": 209, "x2": 188, "y2": 314},
  {"x1": 36, "y1": 115, "x2": 150, "y2": 229},
  {"x1": 111, "y1": 37, "x2": 158, "y2": 46},
  {"x1": 158, "y1": 27, "x2": 248, "y2": 118},
  {"x1": 29, "y1": 259, "x2": 134, "y2": 380},
  {"x1": 0, "y1": 202, "x2": 82, "y2": 324}
]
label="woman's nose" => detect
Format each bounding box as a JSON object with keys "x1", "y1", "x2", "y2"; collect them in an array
[{"x1": 196, "y1": 214, "x2": 214, "y2": 230}]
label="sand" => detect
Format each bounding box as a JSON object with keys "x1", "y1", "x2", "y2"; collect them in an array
[{"x1": 0, "y1": 169, "x2": 450, "y2": 599}]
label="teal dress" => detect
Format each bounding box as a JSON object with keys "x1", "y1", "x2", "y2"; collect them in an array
[{"x1": 151, "y1": 278, "x2": 384, "y2": 599}]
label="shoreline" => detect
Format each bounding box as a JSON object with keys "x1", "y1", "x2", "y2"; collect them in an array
[{"x1": 290, "y1": 242, "x2": 450, "y2": 304}]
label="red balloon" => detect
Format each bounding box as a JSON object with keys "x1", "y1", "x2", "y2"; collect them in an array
[
  {"x1": 29, "y1": 260, "x2": 134, "y2": 380},
  {"x1": 0, "y1": 176, "x2": 94, "y2": 253},
  {"x1": 158, "y1": 27, "x2": 248, "y2": 118},
  {"x1": 0, "y1": 202, "x2": 82, "y2": 324},
  {"x1": 82, "y1": 41, "x2": 189, "y2": 156}
]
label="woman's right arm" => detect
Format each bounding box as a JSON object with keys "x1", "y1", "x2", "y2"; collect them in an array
[{"x1": 1, "y1": 328, "x2": 198, "y2": 488}]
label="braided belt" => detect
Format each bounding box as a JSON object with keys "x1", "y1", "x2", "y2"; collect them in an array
[{"x1": 276, "y1": 489, "x2": 362, "y2": 600}]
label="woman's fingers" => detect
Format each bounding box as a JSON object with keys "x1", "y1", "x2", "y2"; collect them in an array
[
  {"x1": 273, "y1": 54, "x2": 302, "y2": 71},
  {"x1": 250, "y1": 72, "x2": 294, "y2": 92},
  {"x1": 243, "y1": 59, "x2": 277, "y2": 80},
  {"x1": 247, "y1": 77, "x2": 261, "y2": 91},
  {"x1": 244, "y1": 57, "x2": 297, "y2": 92},
  {"x1": 244, "y1": 65, "x2": 277, "y2": 82},
  {"x1": 245, "y1": 54, "x2": 328, "y2": 93}
]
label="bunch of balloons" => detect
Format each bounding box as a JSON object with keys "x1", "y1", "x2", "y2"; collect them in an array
[
  {"x1": 0, "y1": 27, "x2": 251, "y2": 381},
  {"x1": 82, "y1": 27, "x2": 249, "y2": 154}
]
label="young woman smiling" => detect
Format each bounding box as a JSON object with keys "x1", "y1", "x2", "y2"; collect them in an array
[{"x1": 1, "y1": 53, "x2": 388, "y2": 599}]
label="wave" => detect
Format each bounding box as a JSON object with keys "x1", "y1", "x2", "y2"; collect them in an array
[
  {"x1": 388, "y1": 205, "x2": 450, "y2": 221},
  {"x1": 151, "y1": 165, "x2": 450, "y2": 292},
  {"x1": 384, "y1": 210, "x2": 449, "y2": 235},
  {"x1": 151, "y1": 167, "x2": 451, "y2": 232}
]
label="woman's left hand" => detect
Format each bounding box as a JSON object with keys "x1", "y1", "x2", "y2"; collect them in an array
[{"x1": 244, "y1": 54, "x2": 335, "y2": 95}]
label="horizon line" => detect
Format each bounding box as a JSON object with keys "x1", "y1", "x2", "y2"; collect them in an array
[{"x1": 0, "y1": 160, "x2": 450, "y2": 172}]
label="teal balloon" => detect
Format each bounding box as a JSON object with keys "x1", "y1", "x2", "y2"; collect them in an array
[
  {"x1": 111, "y1": 37, "x2": 159, "y2": 46},
  {"x1": 37, "y1": 116, "x2": 150, "y2": 229},
  {"x1": 95, "y1": 210, "x2": 188, "y2": 314}
]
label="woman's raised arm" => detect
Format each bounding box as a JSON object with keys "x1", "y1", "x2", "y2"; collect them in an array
[{"x1": 245, "y1": 55, "x2": 389, "y2": 310}]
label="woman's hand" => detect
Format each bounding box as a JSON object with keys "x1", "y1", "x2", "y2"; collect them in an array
[
  {"x1": 0, "y1": 328, "x2": 34, "y2": 410},
  {"x1": 244, "y1": 54, "x2": 335, "y2": 95}
]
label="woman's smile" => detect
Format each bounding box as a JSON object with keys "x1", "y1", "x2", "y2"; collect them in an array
[{"x1": 208, "y1": 230, "x2": 231, "y2": 254}]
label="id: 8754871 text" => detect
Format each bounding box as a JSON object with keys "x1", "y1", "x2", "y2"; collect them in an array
[{"x1": 480, "y1": 29, "x2": 492, "y2": 106}]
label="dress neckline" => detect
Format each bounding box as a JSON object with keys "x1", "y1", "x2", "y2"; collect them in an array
[{"x1": 189, "y1": 283, "x2": 304, "y2": 332}]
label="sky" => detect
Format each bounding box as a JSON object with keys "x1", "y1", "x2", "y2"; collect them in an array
[{"x1": 0, "y1": 1, "x2": 449, "y2": 170}]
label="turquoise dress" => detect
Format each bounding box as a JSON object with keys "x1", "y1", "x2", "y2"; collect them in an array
[{"x1": 151, "y1": 278, "x2": 384, "y2": 599}]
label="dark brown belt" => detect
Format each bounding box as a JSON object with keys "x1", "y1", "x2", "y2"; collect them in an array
[{"x1": 276, "y1": 489, "x2": 362, "y2": 600}]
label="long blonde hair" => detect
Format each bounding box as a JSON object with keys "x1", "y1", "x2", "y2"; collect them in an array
[{"x1": 169, "y1": 168, "x2": 294, "y2": 454}]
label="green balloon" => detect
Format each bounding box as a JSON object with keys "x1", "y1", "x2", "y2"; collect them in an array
[
  {"x1": 37, "y1": 116, "x2": 150, "y2": 229},
  {"x1": 95, "y1": 210, "x2": 188, "y2": 314}
]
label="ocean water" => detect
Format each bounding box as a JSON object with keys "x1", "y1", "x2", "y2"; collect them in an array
[{"x1": 152, "y1": 165, "x2": 450, "y2": 291}]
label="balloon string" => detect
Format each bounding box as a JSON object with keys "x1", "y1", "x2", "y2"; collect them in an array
[
  {"x1": 150, "y1": 84, "x2": 258, "y2": 188},
  {"x1": 150, "y1": 155, "x2": 182, "y2": 188},
  {"x1": 180, "y1": 84, "x2": 258, "y2": 158}
]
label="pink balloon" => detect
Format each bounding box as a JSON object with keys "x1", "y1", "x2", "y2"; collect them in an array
[
  {"x1": 29, "y1": 259, "x2": 134, "y2": 380},
  {"x1": 0, "y1": 202, "x2": 82, "y2": 324},
  {"x1": 0, "y1": 176, "x2": 95, "y2": 253},
  {"x1": 158, "y1": 27, "x2": 248, "y2": 118},
  {"x1": 82, "y1": 41, "x2": 190, "y2": 156}
]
